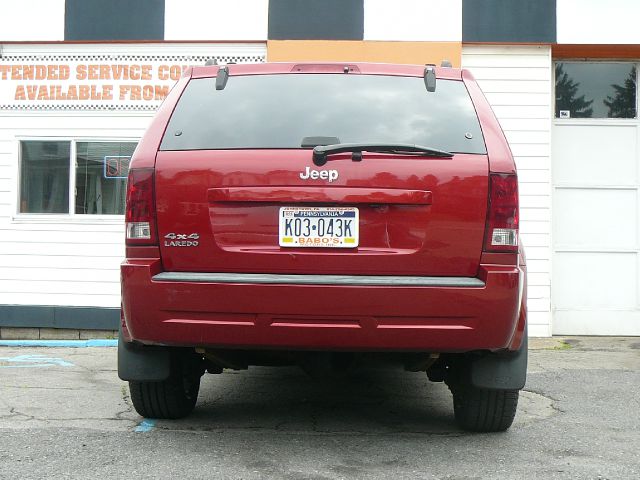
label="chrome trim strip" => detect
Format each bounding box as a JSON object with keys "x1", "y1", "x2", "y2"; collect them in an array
[{"x1": 152, "y1": 272, "x2": 485, "y2": 287}]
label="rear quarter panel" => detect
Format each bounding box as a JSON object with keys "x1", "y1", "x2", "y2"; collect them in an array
[{"x1": 463, "y1": 70, "x2": 516, "y2": 174}]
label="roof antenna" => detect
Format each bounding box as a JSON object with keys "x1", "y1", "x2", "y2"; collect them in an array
[
  {"x1": 216, "y1": 65, "x2": 229, "y2": 90},
  {"x1": 205, "y1": 58, "x2": 218, "y2": 66},
  {"x1": 424, "y1": 64, "x2": 436, "y2": 92},
  {"x1": 441, "y1": 59, "x2": 452, "y2": 68}
]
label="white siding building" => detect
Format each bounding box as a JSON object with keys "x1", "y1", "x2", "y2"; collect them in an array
[
  {"x1": 1, "y1": 0, "x2": 639, "y2": 337},
  {"x1": 462, "y1": 46, "x2": 553, "y2": 337},
  {"x1": 0, "y1": 42, "x2": 267, "y2": 330}
]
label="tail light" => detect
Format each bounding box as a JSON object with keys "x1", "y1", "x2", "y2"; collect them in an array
[
  {"x1": 484, "y1": 173, "x2": 519, "y2": 253},
  {"x1": 125, "y1": 168, "x2": 157, "y2": 245}
]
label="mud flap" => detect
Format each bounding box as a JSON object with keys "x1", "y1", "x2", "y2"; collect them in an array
[
  {"x1": 117, "y1": 331, "x2": 171, "y2": 382},
  {"x1": 470, "y1": 332, "x2": 528, "y2": 390}
]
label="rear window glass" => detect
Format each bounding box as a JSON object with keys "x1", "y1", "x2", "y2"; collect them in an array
[{"x1": 160, "y1": 74, "x2": 486, "y2": 154}]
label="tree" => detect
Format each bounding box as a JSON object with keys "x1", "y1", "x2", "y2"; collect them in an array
[
  {"x1": 555, "y1": 63, "x2": 593, "y2": 118},
  {"x1": 604, "y1": 66, "x2": 637, "y2": 118}
]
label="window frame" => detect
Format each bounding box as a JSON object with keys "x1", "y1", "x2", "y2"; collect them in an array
[
  {"x1": 14, "y1": 136, "x2": 138, "y2": 223},
  {"x1": 553, "y1": 59, "x2": 640, "y2": 122}
]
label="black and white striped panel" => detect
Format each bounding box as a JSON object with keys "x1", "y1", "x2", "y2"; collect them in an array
[{"x1": 3, "y1": 0, "x2": 640, "y2": 45}]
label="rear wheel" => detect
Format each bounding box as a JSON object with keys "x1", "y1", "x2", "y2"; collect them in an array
[
  {"x1": 450, "y1": 385, "x2": 519, "y2": 432},
  {"x1": 129, "y1": 351, "x2": 202, "y2": 419}
]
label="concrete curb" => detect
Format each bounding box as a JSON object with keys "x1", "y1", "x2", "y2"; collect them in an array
[{"x1": 0, "y1": 339, "x2": 117, "y2": 348}]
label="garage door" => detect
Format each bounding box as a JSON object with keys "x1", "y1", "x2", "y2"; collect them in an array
[{"x1": 552, "y1": 62, "x2": 640, "y2": 335}]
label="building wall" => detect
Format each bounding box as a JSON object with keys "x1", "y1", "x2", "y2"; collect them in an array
[
  {"x1": 2, "y1": 0, "x2": 638, "y2": 336},
  {"x1": 462, "y1": 46, "x2": 553, "y2": 337},
  {"x1": 0, "y1": 0, "x2": 66, "y2": 41},
  {"x1": 0, "y1": 112, "x2": 143, "y2": 309},
  {"x1": 0, "y1": 43, "x2": 266, "y2": 328},
  {"x1": 0, "y1": 1, "x2": 556, "y2": 334},
  {"x1": 267, "y1": 0, "x2": 463, "y2": 66},
  {"x1": 553, "y1": 0, "x2": 640, "y2": 335},
  {"x1": 556, "y1": 0, "x2": 640, "y2": 44},
  {"x1": 267, "y1": 41, "x2": 461, "y2": 66},
  {"x1": 164, "y1": 0, "x2": 269, "y2": 41}
]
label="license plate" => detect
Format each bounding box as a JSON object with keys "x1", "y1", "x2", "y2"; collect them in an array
[{"x1": 279, "y1": 207, "x2": 359, "y2": 248}]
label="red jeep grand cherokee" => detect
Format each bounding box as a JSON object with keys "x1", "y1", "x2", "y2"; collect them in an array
[{"x1": 119, "y1": 62, "x2": 527, "y2": 432}]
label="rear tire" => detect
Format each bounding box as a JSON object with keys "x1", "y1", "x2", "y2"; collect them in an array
[
  {"x1": 129, "y1": 352, "x2": 202, "y2": 419},
  {"x1": 451, "y1": 386, "x2": 519, "y2": 432}
]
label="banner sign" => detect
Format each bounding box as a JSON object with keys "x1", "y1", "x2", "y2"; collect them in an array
[
  {"x1": 0, "y1": 51, "x2": 265, "y2": 111},
  {"x1": 0, "y1": 58, "x2": 192, "y2": 110}
]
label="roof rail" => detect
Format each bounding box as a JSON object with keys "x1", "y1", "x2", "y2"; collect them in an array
[
  {"x1": 216, "y1": 66, "x2": 229, "y2": 90},
  {"x1": 424, "y1": 64, "x2": 436, "y2": 92}
]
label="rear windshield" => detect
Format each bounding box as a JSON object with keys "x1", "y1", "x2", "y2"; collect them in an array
[{"x1": 160, "y1": 73, "x2": 486, "y2": 154}]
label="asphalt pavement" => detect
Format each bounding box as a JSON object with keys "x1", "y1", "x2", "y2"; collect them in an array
[{"x1": 0, "y1": 337, "x2": 638, "y2": 479}]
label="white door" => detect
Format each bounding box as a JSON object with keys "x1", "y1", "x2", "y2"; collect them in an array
[{"x1": 552, "y1": 62, "x2": 640, "y2": 335}]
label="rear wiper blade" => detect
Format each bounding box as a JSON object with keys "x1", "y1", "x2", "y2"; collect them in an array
[{"x1": 312, "y1": 143, "x2": 453, "y2": 166}]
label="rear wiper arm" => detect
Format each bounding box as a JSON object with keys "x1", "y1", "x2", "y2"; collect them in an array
[{"x1": 312, "y1": 143, "x2": 453, "y2": 166}]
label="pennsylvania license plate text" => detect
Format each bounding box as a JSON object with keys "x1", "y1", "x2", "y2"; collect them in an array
[{"x1": 279, "y1": 207, "x2": 359, "y2": 248}]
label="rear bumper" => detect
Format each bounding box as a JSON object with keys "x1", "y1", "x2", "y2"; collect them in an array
[{"x1": 121, "y1": 259, "x2": 523, "y2": 353}]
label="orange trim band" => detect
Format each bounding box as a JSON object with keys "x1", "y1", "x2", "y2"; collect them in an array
[
  {"x1": 267, "y1": 41, "x2": 462, "y2": 67},
  {"x1": 553, "y1": 44, "x2": 640, "y2": 59}
]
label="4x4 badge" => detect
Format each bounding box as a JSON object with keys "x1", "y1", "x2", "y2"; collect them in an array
[
  {"x1": 299, "y1": 166, "x2": 338, "y2": 183},
  {"x1": 164, "y1": 232, "x2": 199, "y2": 247}
]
